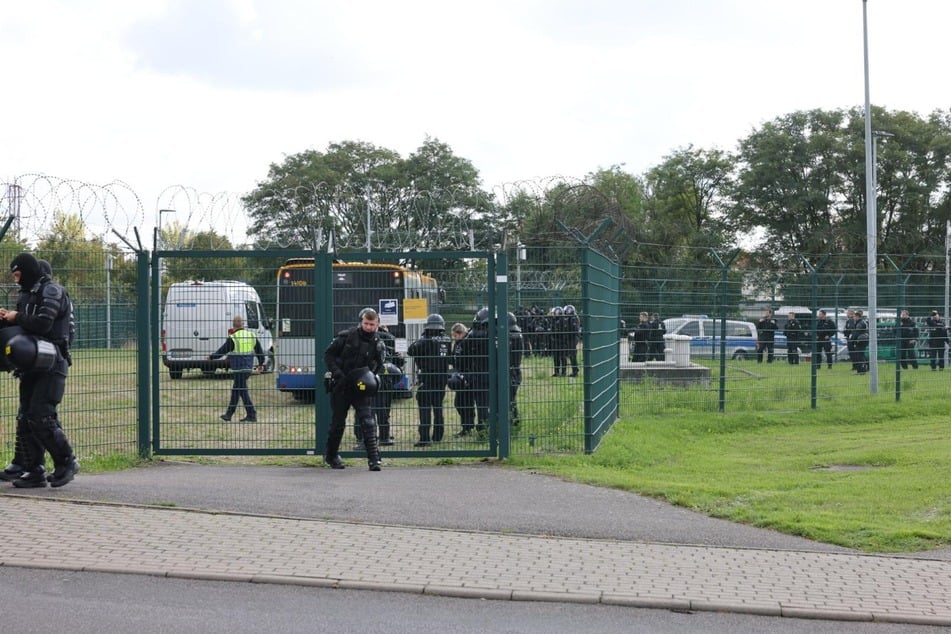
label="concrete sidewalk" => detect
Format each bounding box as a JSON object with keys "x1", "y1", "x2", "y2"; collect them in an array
[{"x1": 1, "y1": 493, "x2": 949, "y2": 626}]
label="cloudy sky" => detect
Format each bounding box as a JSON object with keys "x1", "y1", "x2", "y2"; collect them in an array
[{"x1": 2, "y1": 0, "x2": 949, "y2": 239}]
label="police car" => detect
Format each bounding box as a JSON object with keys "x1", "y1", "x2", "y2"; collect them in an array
[{"x1": 662, "y1": 315, "x2": 758, "y2": 360}]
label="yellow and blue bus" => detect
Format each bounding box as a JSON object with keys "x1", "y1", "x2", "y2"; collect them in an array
[{"x1": 274, "y1": 259, "x2": 440, "y2": 398}]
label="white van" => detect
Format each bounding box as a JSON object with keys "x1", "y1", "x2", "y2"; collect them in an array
[
  {"x1": 664, "y1": 316, "x2": 758, "y2": 360},
  {"x1": 161, "y1": 280, "x2": 274, "y2": 379}
]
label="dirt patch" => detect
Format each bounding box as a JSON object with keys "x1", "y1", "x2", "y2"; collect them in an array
[{"x1": 810, "y1": 464, "x2": 880, "y2": 472}]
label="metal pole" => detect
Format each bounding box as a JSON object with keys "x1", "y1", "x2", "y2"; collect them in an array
[
  {"x1": 157, "y1": 209, "x2": 175, "y2": 305},
  {"x1": 945, "y1": 221, "x2": 950, "y2": 368},
  {"x1": 105, "y1": 254, "x2": 113, "y2": 349},
  {"x1": 862, "y1": 0, "x2": 879, "y2": 393},
  {"x1": 516, "y1": 241, "x2": 524, "y2": 310}
]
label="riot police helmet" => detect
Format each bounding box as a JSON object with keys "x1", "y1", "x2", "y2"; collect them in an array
[
  {"x1": 424, "y1": 313, "x2": 446, "y2": 332},
  {"x1": 447, "y1": 371, "x2": 466, "y2": 390},
  {"x1": 381, "y1": 362, "x2": 403, "y2": 379},
  {"x1": 1, "y1": 328, "x2": 57, "y2": 372},
  {"x1": 347, "y1": 366, "x2": 379, "y2": 396}
]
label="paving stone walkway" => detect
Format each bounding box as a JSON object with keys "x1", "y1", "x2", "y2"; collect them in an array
[{"x1": 1, "y1": 495, "x2": 949, "y2": 626}]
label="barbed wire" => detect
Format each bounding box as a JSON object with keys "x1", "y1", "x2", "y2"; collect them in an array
[
  {"x1": 2, "y1": 173, "x2": 591, "y2": 253},
  {"x1": 5, "y1": 173, "x2": 936, "y2": 269},
  {"x1": 2, "y1": 174, "x2": 146, "y2": 245}
]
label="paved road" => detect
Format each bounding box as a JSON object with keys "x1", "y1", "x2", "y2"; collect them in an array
[{"x1": 1, "y1": 461, "x2": 949, "y2": 626}]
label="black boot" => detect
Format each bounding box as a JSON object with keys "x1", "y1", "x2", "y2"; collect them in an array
[
  {"x1": 49, "y1": 458, "x2": 80, "y2": 488},
  {"x1": 324, "y1": 454, "x2": 345, "y2": 469},
  {"x1": 359, "y1": 413, "x2": 382, "y2": 470},
  {"x1": 365, "y1": 434, "x2": 382, "y2": 471},
  {"x1": 326, "y1": 425, "x2": 345, "y2": 466},
  {"x1": 0, "y1": 464, "x2": 24, "y2": 482},
  {"x1": 12, "y1": 466, "x2": 47, "y2": 488}
]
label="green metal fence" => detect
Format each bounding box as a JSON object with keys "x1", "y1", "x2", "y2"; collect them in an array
[{"x1": 4, "y1": 244, "x2": 950, "y2": 469}]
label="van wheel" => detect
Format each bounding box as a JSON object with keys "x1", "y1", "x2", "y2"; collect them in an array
[
  {"x1": 169, "y1": 369, "x2": 183, "y2": 380},
  {"x1": 732, "y1": 350, "x2": 748, "y2": 361},
  {"x1": 264, "y1": 349, "x2": 275, "y2": 373}
]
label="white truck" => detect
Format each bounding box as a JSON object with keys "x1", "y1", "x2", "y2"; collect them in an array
[{"x1": 161, "y1": 280, "x2": 274, "y2": 379}]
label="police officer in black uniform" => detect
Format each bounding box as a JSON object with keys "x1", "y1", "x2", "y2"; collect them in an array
[
  {"x1": 852, "y1": 310, "x2": 870, "y2": 374},
  {"x1": 454, "y1": 308, "x2": 490, "y2": 437},
  {"x1": 1, "y1": 258, "x2": 62, "y2": 482},
  {"x1": 323, "y1": 307, "x2": 387, "y2": 471},
  {"x1": 448, "y1": 322, "x2": 475, "y2": 435},
  {"x1": 507, "y1": 312, "x2": 524, "y2": 427},
  {"x1": 630, "y1": 311, "x2": 650, "y2": 362},
  {"x1": 756, "y1": 308, "x2": 778, "y2": 363},
  {"x1": 373, "y1": 324, "x2": 403, "y2": 446},
  {"x1": 898, "y1": 309, "x2": 919, "y2": 370},
  {"x1": 0, "y1": 253, "x2": 79, "y2": 488},
  {"x1": 563, "y1": 305, "x2": 580, "y2": 376},
  {"x1": 844, "y1": 309, "x2": 858, "y2": 371},
  {"x1": 648, "y1": 312, "x2": 666, "y2": 361},
  {"x1": 925, "y1": 310, "x2": 948, "y2": 371},
  {"x1": 408, "y1": 313, "x2": 452, "y2": 446},
  {"x1": 783, "y1": 312, "x2": 803, "y2": 365},
  {"x1": 815, "y1": 310, "x2": 837, "y2": 369}
]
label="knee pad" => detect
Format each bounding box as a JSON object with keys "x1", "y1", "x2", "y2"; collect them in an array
[
  {"x1": 36, "y1": 416, "x2": 60, "y2": 434},
  {"x1": 359, "y1": 414, "x2": 378, "y2": 438}
]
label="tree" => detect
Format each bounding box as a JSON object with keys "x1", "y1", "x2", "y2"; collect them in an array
[
  {"x1": 242, "y1": 140, "x2": 400, "y2": 249},
  {"x1": 161, "y1": 223, "x2": 239, "y2": 285},
  {"x1": 243, "y1": 138, "x2": 498, "y2": 252},
  {"x1": 731, "y1": 109, "x2": 851, "y2": 263},
  {"x1": 35, "y1": 211, "x2": 116, "y2": 300},
  {"x1": 400, "y1": 137, "x2": 497, "y2": 251},
  {"x1": 860, "y1": 107, "x2": 951, "y2": 261},
  {"x1": 641, "y1": 145, "x2": 735, "y2": 257},
  {"x1": 730, "y1": 107, "x2": 951, "y2": 269},
  {"x1": 518, "y1": 168, "x2": 643, "y2": 264}
]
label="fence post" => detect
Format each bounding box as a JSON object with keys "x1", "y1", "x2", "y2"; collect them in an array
[
  {"x1": 710, "y1": 249, "x2": 739, "y2": 413},
  {"x1": 800, "y1": 254, "x2": 829, "y2": 410},
  {"x1": 138, "y1": 249, "x2": 152, "y2": 458},
  {"x1": 496, "y1": 252, "x2": 510, "y2": 459},
  {"x1": 314, "y1": 252, "x2": 335, "y2": 456},
  {"x1": 884, "y1": 254, "x2": 916, "y2": 402}
]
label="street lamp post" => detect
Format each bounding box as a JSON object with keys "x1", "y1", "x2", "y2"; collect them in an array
[
  {"x1": 945, "y1": 221, "x2": 950, "y2": 368},
  {"x1": 862, "y1": 0, "x2": 879, "y2": 393}
]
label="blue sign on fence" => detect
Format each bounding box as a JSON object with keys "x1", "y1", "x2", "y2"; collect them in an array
[{"x1": 379, "y1": 298, "x2": 398, "y2": 326}]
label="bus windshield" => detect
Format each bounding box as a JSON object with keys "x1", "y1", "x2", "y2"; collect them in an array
[{"x1": 274, "y1": 259, "x2": 439, "y2": 396}]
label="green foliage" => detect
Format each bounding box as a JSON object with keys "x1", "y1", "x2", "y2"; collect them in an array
[
  {"x1": 641, "y1": 145, "x2": 735, "y2": 257},
  {"x1": 732, "y1": 106, "x2": 951, "y2": 268},
  {"x1": 242, "y1": 137, "x2": 496, "y2": 251}
]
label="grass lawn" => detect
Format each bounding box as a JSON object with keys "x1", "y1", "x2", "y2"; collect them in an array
[{"x1": 508, "y1": 397, "x2": 951, "y2": 554}]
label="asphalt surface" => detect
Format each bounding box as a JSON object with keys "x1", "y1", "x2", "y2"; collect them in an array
[{"x1": 1, "y1": 461, "x2": 949, "y2": 626}]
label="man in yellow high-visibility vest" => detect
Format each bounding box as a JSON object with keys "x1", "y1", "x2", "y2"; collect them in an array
[{"x1": 210, "y1": 316, "x2": 265, "y2": 422}]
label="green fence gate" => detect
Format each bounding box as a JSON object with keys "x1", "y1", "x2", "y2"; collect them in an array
[{"x1": 148, "y1": 249, "x2": 504, "y2": 461}]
